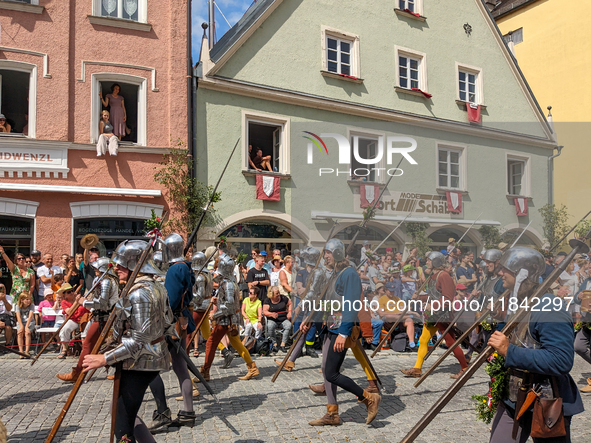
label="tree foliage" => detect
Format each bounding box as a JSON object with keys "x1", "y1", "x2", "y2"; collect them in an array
[
  {"x1": 153, "y1": 140, "x2": 221, "y2": 236},
  {"x1": 405, "y1": 222, "x2": 431, "y2": 257},
  {"x1": 538, "y1": 204, "x2": 570, "y2": 249},
  {"x1": 478, "y1": 225, "x2": 503, "y2": 250}
]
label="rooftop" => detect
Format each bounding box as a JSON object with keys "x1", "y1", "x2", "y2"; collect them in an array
[{"x1": 489, "y1": 0, "x2": 543, "y2": 19}]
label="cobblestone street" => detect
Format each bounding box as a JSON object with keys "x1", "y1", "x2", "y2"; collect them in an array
[{"x1": 2, "y1": 348, "x2": 590, "y2": 443}]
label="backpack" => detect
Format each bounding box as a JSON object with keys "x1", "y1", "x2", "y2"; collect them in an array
[
  {"x1": 249, "y1": 337, "x2": 273, "y2": 356},
  {"x1": 391, "y1": 332, "x2": 408, "y2": 352}
]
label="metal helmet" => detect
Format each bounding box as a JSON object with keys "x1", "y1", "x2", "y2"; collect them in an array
[
  {"x1": 152, "y1": 250, "x2": 164, "y2": 271},
  {"x1": 111, "y1": 240, "x2": 162, "y2": 275},
  {"x1": 164, "y1": 233, "x2": 185, "y2": 264},
  {"x1": 498, "y1": 247, "x2": 544, "y2": 283},
  {"x1": 429, "y1": 251, "x2": 446, "y2": 269},
  {"x1": 304, "y1": 246, "x2": 321, "y2": 266},
  {"x1": 191, "y1": 251, "x2": 208, "y2": 272},
  {"x1": 483, "y1": 249, "x2": 502, "y2": 263},
  {"x1": 325, "y1": 238, "x2": 346, "y2": 262},
  {"x1": 217, "y1": 255, "x2": 236, "y2": 280},
  {"x1": 91, "y1": 257, "x2": 111, "y2": 273}
]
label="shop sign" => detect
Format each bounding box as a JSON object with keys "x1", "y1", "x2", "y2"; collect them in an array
[
  {"x1": 354, "y1": 191, "x2": 460, "y2": 218},
  {"x1": 0, "y1": 146, "x2": 69, "y2": 178}
]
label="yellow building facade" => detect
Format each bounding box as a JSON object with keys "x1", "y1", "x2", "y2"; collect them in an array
[{"x1": 494, "y1": 0, "x2": 591, "y2": 223}]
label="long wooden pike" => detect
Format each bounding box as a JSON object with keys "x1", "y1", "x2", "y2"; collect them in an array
[
  {"x1": 370, "y1": 275, "x2": 431, "y2": 358},
  {"x1": 401, "y1": 233, "x2": 590, "y2": 442},
  {"x1": 45, "y1": 234, "x2": 158, "y2": 443},
  {"x1": 31, "y1": 264, "x2": 114, "y2": 366},
  {"x1": 184, "y1": 137, "x2": 240, "y2": 255},
  {"x1": 0, "y1": 344, "x2": 31, "y2": 358}
]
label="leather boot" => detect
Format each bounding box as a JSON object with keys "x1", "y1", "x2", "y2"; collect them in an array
[
  {"x1": 308, "y1": 383, "x2": 327, "y2": 396},
  {"x1": 168, "y1": 410, "x2": 196, "y2": 428},
  {"x1": 221, "y1": 348, "x2": 234, "y2": 369},
  {"x1": 580, "y1": 378, "x2": 591, "y2": 393},
  {"x1": 308, "y1": 404, "x2": 341, "y2": 426},
  {"x1": 193, "y1": 365, "x2": 210, "y2": 383},
  {"x1": 274, "y1": 359, "x2": 295, "y2": 371},
  {"x1": 365, "y1": 379, "x2": 379, "y2": 394},
  {"x1": 238, "y1": 362, "x2": 259, "y2": 380},
  {"x1": 359, "y1": 389, "x2": 381, "y2": 424},
  {"x1": 56, "y1": 367, "x2": 81, "y2": 383},
  {"x1": 450, "y1": 368, "x2": 467, "y2": 379},
  {"x1": 147, "y1": 408, "x2": 172, "y2": 432},
  {"x1": 400, "y1": 367, "x2": 422, "y2": 378}
]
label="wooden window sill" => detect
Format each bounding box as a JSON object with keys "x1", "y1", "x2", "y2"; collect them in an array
[
  {"x1": 321, "y1": 70, "x2": 364, "y2": 84},
  {"x1": 507, "y1": 194, "x2": 532, "y2": 200},
  {"x1": 242, "y1": 170, "x2": 291, "y2": 180},
  {"x1": 456, "y1": 100, "x2": 487, "y2": 111},
  {"x1": 436, "y1": 188, "x2": 468, "y2": 195},
  {"x1": 0, "y1": 1, "x2": 43, "y2": 14},
  {"x1": 394, "y1": 86, "x2": 431, "y2": 98},
  {"x1": 394, "y1": 8, "x2": 426, "y2": 22},
  {"x1": 87, "y1": 15, "x2": 152, "y2": 32}
]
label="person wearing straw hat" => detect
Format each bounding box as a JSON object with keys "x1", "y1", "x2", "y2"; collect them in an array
[{"x1": 56, "y1": 283, "x2": 88, "y2": 359}]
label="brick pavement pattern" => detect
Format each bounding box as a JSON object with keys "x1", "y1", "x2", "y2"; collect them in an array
[{"x1": 1, "y1": 349, "x2": 590, "y2": 443}]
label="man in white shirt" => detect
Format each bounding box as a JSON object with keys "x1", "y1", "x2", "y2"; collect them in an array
[
  {"x1": 366, "y1": 255, "x2": 384, "y2": 292},
  {"x1": 37, "y1": 254, "x2": 62, "y2": 295},
  {"x1": 360, "y1": 240, "x2": 371, "y2": 264}
]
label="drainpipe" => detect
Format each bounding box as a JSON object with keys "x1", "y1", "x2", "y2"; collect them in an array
[
  {"x1": 187, "y1": 0, "x2": 196, "y2": 180},
  {"x1": 548, "y1": 145, "x2": 563, "y2": 206}
]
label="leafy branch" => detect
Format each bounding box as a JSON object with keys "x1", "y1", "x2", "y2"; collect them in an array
[{"x1": 405, "y1": 222, "x2": 431, "y2": 257}]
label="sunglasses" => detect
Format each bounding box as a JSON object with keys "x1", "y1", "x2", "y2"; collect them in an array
[{"x1": 16, "y1": 257, "x2": 25, "y2": 261}]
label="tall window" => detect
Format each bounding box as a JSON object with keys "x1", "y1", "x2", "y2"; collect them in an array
[
  {"x1": 438, "y1": 148, "x2": 462, "y2": 189},
  {"x1": 399, "y1": 0, "x2": 416, "y2": 12},
  {"x1": 244, "y1": 112, "x2": 290, "y2": 175},
  {"x1": 0, "y1": 69, "x2": 31, "y2": 136},
  {"x1": 508, "y1": 159, "x2": 526, "y2": 195},
  {"x1": 399, "y1": 56, "x2": 420, "y2": 89},
  {"x1": 350, "y1": 134, "x2": 381, "y2": 182},
  {"x1": 94, "y1": 0, "x2": 146, "y2": 22},
  {"x1": 459, "y1": 70, "x2": 477, "y2": 104},
  {"x1": 326, "y1": 36, "x2": 352, "y2": 76}
]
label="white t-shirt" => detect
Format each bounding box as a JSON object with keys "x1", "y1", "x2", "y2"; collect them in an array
[
  {"x1": 366, "y1": 265, "x2": 383, "y2": 291},
  {"x1": 0, "y1": 294, "x2": 13, "y2": 315},
  {"x1": 37, "y1": 265, "x2": 62, "y2": 294}
]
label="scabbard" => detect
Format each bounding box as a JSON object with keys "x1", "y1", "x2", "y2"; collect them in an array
[
  {"x1": 516, "y1": 389, "x2": 539, "y2": 421},
  {"x1": 512, "y1": 374, "x2": 532, "y2": 439}
]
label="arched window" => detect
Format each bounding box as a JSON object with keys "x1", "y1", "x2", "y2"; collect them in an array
[
  {"x1": 429, "y1": 227, "x2": 477, "y2": 255},
  {"x1": 501, "y1": 230, "x2": 538, "y2": 249},
  {"x1": 335, "y1": 224, "x2": 401, "y2": 259},
  {"x1": 220, "y1": 220, "x2": 303, "y2": 257}
]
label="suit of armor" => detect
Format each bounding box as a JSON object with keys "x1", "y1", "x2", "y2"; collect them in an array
[
  {"x1": 192, "y1": 271, "x2": 213, "y2": 313},
  {"x1": 105, "y1": 275, "x2": 175, "y2": 371},
  {"x1": 84, "y1": 274, "x2": 119, "y2": 313},
  {"x1": 212, "y1": 277, "x2": 240, "y2": 326}
]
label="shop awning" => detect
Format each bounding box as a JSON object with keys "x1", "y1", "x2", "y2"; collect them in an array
[
  {"x1": 0, "y1": 183, "x2": 161, "y2": 197},
  {"x1": 311, "y1": 211, "x2": 501, "y2": 226}
]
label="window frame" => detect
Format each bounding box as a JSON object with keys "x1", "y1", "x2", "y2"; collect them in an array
[
  {"x1": 394, "y1": 46, "x2": 428, "y2": 92},
  {"x1": 90, "y1": 72, "x2": 147, "y2": 146},
  {"x1": 456, "y1": 63, "x2": 484, "y2": 105},
  {"x1": 397, "y1": 0, "x2": 423, "y2": 16},
  {"x1": 0, "y1": 60, "x2": 37, "y2": 138},
  {"x1": 92, "y1": 0, "x2": 147, "y2": 23},
  {"x1": 241, "y1": 110, "x2": 291, "y2": 175},
  {"x1": 321, "y1": 26, "x2": 361, "y2": 79},
  {"x1": 436, "y1": 143, "x2": 467, "y2": 192},
  {"x1": 506, "y1": 153, "x2": 530, "y2": 197},
  {"x1": 346, "y1": 127, "x2": 387, "y2": 184}
]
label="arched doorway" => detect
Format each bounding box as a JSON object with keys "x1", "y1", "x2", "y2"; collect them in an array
[
  {"x1": 501, "y1": 230, "x2": 539, "y2": 249},
  {"x1": 335, "y1": 224, "x2": 402, "y2": 261},
  {"x1": 429, "y1": 227, "x2": 478, "y2": 256},
  {"x1": 219, "y1": 220, "x2": 304, "y2": 258}
]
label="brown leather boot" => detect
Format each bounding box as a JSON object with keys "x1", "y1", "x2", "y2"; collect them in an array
[
  {"x1": 274, "y1": 359, "x2": 295, "y2": 371},
  {"x1": 450, "y1": 368, "x2": 467, "y2": 379},
  {"x1": 308, "y1": 404, "x2": 341, "y2": 426},
  {"x1": 359, "y1": 389, "x2": 381, "y2": 424},
  {"x1": 238, "y1": 362, "x2": 259, "y2": 380},
  {"x1": 56, "y1": 367, "x2": 81, "y2": 383},
  {"x1": 365, "y1": 379, "x2": 379, "y2": 394},
  {"x1": 400, "y1": 367, "x2": 422, "y2": 378},
  {"x1": 193, "y1": 365, "x2": 210, "y2": 383},
  {"x1": 308, "y1": 383, "x2": 327, "y2": 395},
  {"x1": 580, "y1": 378, "x2": 591, "y2": 393}
]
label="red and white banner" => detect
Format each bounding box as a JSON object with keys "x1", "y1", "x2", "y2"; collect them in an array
[
  {"x1": 515, "y1": 197, "x2": 528, "y2": 216},
  {"x1": 256, "y1": 175, "x2": 280, "y2": 201},
  {"x1": 446, "y1": 191, "x2": 462, "y2": 214},
  {"x1": 467, "y1": 103, "x2": 481, "y2": 124},
  {"x1": 360, "y1": 184, "x2": 379, "y2": 208}
]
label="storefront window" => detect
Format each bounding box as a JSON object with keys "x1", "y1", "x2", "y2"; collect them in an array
[
  {"x1": 335, "y1": 224, "x2": 400, "y2": 258},
  {"x1": 0, "y1": 217, "x2": 33, "y2": 294},
  {"x1": 74, "y1": 218, "x2": 147, "y2": 256},
  {"x1": 220, "y1": 221, "x2": 303, "y2": 258}
]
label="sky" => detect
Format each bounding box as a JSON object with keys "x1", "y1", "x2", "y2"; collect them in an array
[{"x1": 192, "y1": 0, "x2": 256, "y2": 61}]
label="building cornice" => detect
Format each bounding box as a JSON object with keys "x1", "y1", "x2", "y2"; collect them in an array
[{"x1": 199, "y1": 75, "x2": 556, "y2": 149}]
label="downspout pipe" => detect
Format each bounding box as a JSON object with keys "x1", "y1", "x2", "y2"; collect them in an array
[
  {"x1": 187, "y1": 0, "x2": 196, "y2": 180},
  {"x1": 548, "y1": 145, "x2": 563, "y2": 206}
]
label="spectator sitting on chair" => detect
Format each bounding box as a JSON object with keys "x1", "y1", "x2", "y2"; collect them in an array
[
  {"x1": 0, "y1": 114, "x2": 11, "y2": 133},
  {"x1": 0, "y1": 283, "x2": 14, "y2": 348},
  {"x1": 57, "y1": 284, "x2": 88, "y2": 359},
  {"x1": 38, "y1": 288, "x2": 56, "y2": 345},
  {"x1": 15, "y1": 292, "x2": 35, "y2": 357},
  {"x1": 263, "y1": 286, "x2": 292, "y2": 353},
  {"x1": 378, "y1": 281, "x2": 416, "y2": 351},
  {"x1": 242, "y1": 287, "x2": 263, "y2": 339}
]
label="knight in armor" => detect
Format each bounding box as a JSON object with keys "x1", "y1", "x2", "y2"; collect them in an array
[
  {"x1": 147, "y1": 233, "x2": 197, "y2": 430},
  {"x1": 308, "y1": 239, "x2": 381, "y2": 427},
  {"x1": 400, "y1": 251, "x2": 468, "y2": 379},
  {"x1": 487, "y1": 247, "x2": 584, "y2": 443},
  {"x1": 82, "y1": 240, "x2": 175, "y2": 443},
  {"x1": 188, "y1": 250, "x2": 234, "y2": 368},
  {"x1": 464, "y1": 248, "x2": 504, "y2": 363},
  {"x1": 200, "y1": 255, "x2": 260, "y2": 381},
  {"x1": 57, "y1": 256, "x2": 120, "y2": 382}
]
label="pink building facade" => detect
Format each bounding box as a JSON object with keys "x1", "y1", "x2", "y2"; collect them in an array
[{"x1": 0, "y1": 0, "x2": 188, "y2": 290}]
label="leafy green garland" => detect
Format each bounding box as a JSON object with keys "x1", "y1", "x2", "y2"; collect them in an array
[
  {"x1": 575, "y1": 322, "x2": 591, "y2": 332},
  {"x1": 472, "y1": 353, "x2": 509, "y2": 424}
]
